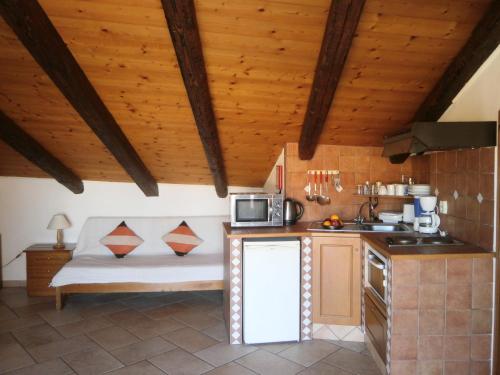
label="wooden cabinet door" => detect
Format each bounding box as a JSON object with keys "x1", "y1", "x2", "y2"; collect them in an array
[
  {"x1": 312, "y1": 236, "x2": 361, "y2": 325},
  {"x1": 365, "y1": 291, "x2": 387, "y2": 363}
]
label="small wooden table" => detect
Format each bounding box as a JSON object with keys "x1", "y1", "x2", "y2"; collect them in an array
[{"x1": 24, "y1": 243, "x2": 75, "y2": 297}]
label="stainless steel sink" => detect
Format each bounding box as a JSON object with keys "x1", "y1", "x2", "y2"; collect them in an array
[
  {"x1": 359, "y1": 223, "x2": 411, "y2": 232},
  {"x1": 307, "y1": 222, "x2": 412, "y2": 233}
]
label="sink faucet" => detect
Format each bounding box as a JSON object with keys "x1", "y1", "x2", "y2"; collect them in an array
[{"x1": 355, "y1": 199, "x2": 378, "y2": 223}]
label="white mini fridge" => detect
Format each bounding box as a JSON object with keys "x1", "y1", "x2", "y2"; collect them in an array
[{"x1": 242, "y1": 238, "x2": 301, "y2": 344}]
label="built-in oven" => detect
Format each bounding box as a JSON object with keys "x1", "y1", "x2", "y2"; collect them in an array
[
  {"x1": 230, "y1": 193, "x2": 283, "y2": 227},
  {"x1": 366, "y1": 245, "x2": 388, "y2": 304}
]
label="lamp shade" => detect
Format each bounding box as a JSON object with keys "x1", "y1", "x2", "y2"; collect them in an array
[{"x1": 47, "y1": 214, "x2": 71, "y2": 230}]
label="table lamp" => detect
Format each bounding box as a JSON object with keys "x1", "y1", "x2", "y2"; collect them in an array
[{"x1": 47, "y1": 214, "x2": 71, "y2": 249}]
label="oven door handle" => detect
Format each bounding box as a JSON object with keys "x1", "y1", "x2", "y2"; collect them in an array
[{"x1": 369, "y1": 259, "x2": 385, "y2": 270}]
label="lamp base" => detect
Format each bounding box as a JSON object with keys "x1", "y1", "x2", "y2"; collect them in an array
[
  {"x1": 53, "y1": 229, "x2": 65, "y2": 249},
  {"x1": 53, "y1": 243, "x2": 65, "y2": 249}
]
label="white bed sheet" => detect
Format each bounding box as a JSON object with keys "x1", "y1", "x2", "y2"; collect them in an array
[{"x1": 51, "y1": 254, "x2": 224, "y2": 287}]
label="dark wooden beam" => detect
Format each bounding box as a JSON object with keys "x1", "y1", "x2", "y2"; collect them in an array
[
  {"x1": 160, "y1": 0, "x2": 228, "y2": 198},
  {"x1": 413, "y1": 1, "x2": 500, "y2": 121},
  {"x1": 298, "y1": 0, "x2": 366, "y2": 160},
  {"x1": 0, "y1": 110, "x2": 84, "y2": 193},
  {"x1": 0, "y1": 0, "x2": 158, "y2": 196}
]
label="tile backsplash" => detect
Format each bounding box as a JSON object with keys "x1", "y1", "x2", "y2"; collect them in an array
[
  {"x1": 429, "y1": 148, "x2": 495, "y2": 251},
  {"x1": 285, "y1": 143, "x2": 430, "y2": 222},
  {"x1": 284, "y1": 143, "x2": 496, "y2": 251}
]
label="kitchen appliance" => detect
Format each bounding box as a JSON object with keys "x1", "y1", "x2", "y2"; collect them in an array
[
  {"x1": 283, "y1": 198, "x2": 304, "y2": 225},
  {"x1": 418, "y1": 196, "x2": 440, "y2": 234},
  {"x1": 382, "y1": 121, "x2": 496, "y2": 163},
  {"x1": 385, "y1": 236, "x2": 463, "y2": 247},
  {"x1": 366, "y1": 245, "x2": 387, "y2": 303},
  {"x1": 403, "y1": 204, "x2": 415, "y2": 223},
  {"x1": 230, "y1": 193, "x2": 283, "y2": 227},
  {"x1": 243, "y1": 238, "x2": 301, "y2": 344}
]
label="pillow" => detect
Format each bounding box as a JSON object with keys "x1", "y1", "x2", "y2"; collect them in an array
[
  {"x1": 163, "y1": 221, "x2": 203, "y2": 256},
  {"x1": 100, "y1": 221, "x2": 144, "y2": 258}
]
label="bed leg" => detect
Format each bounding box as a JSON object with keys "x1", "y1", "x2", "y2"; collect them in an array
[{"x1": 55, "y1": 287, "x2": 64, "y2": 310}]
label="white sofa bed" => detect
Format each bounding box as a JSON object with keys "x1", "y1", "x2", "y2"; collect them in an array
[{"x1": 52, "y1": 216, "x2": 227, "y2": 309}]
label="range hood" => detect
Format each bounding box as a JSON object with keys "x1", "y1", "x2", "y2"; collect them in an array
[{"x1": 382, "y1": 121, "x2": 497, "y2": 164}]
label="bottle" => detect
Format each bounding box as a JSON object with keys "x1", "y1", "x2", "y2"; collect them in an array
[{"x1": 364, "y1": 181, "x2": 370, "y2": 195}]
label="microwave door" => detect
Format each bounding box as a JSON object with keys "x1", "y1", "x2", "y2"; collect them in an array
[{"x1": 235, "y1": 199, "x2": 269, "y2": 222}]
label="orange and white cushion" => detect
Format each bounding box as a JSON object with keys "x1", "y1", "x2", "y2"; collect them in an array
[
  {"x1": 100, "y1": 221, "x2": 143, "y2": 258},
  {"x1": 162, "y1": 221, "x2": 203, "y2": 256}
]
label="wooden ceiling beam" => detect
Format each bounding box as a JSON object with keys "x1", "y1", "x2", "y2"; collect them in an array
[
  {"x1": 413, "y1": 1, "x2": 500, "y2": 121},
  {"x1": 0, "y1": 0, "x2": 158, "y2": 196},
  {"x1": 298, "y1": 0, "x2": 366, "y2": 160},
  {"x1": 0, "y1": 110, "x2": 84, "y2": 193},
  {"x1": 160, "y1": 0, "x2": 228, "y2": 198}
]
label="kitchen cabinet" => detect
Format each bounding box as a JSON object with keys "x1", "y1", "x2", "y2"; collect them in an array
[
  {"x1": 312, "y1": 236, "x2": 361, "y2": 325},
  {"x1": 364, "y1": 288, "x2": 387, "y2": 363}
]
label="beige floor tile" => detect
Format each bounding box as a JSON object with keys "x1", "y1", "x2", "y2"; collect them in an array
[
  {"x1": 204, "y1": 362, "x2": 256, "y2": 375},
  {"x1": 164, "y1": 327, "x2": 218, "y2": 353},
  {"x1": 13, "y1": 323, "x2": 64, "y2": 348},
  {"x1": 0, "y1": 305, "x2": 17, "y2": 321},
  {"x1": 323, "y1": 348, "x2": 381, "y2": 375},
  {"x1": 172, "y1": 311, "x2": 222, "y2": 331},
  {"x1": 126, "y1": 317, "x2": 185, "y2": 340},
  {"x1": 0, "y1": 333, "x2": 35, "y2": 373},
  {"x1": 6, "y1": 358, "x2": 74, "y2": 375},
  {"x1": 87, "y1": 326, "x2": 140, "y2": 350},
  {"x1": 79, "y1": 302, "x2": 127, "y2": 318},
  {"x1": 119, "y1": 296, "x2": 167, "y2": 311},
  {"x1": 111, "y1": 336, "x2": 176, "y2": 365},
  {"x1": 298, "y1": 361, "x2": 353, "y2": 374},
  {"x1": 195, "y1": 343, "x2": 258, "y2": 367},
  {"x1": 202, "y1": 322, "x2": 228, "y2": 342},
  {"x1": 107, "y1": 309, "x2": 147, "y2": 326},
  {"x1": 329, "y1": 340, "x2": 368, "y2": 354},
  {"x1": 107, "y1": 361, "x2": 165, "y2": 375},
  {"x1": 0, "y1": 315, "x2": 44, "y2": 334},
  {"x1": 62, "y1": 347, "x2": 123, "y2": 375},
  {"x1": 144, "y1": 302, "x2": 192, "y2": 320},
  {"x1": 39, "y1": 308, "x2": 83, "y2": 327},
  {"x1": 56, "y1": 316, "x2": 114, "y2": 338},
  {"x1": 13, "y1": 302, "x2": 54, "y2": 317},
  {"x1": 27, "y1": 335, "x2": 98, "y2": 362},
  {"x1": 0, "y1": 292, "x2": 49, "y2": 309},
  {"x1": 279, "y1": 340, "x2": 342, "y2": 367},
  {"x1": 149, "y1": 348, "x2": 214, "y2": 375},
  {"x1": 258, "y1": 342, "x2": 298, "y2": 354},
  {"x1": 236, "y1": 349, "x2": 305, "y2": 375}
]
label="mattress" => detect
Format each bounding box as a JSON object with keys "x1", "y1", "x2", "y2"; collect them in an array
[{"x1": 50, "y1": 253, "x2": 224, "y2": 287}]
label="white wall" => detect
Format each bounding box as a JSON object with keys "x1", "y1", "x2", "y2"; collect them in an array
[
  {"x1": 0, "y1": 177, "x2": 261, "y2": 281},
  {"x1": 439, "y1": 45, "x2": 500, "y2": 121},
  {"x1": 263, "y1": 148, "x2": 285, "y2": 194}
]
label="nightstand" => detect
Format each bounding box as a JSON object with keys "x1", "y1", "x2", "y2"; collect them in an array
[{"x1": 24, "y1": 243, "x2": 75, "y2": 296}]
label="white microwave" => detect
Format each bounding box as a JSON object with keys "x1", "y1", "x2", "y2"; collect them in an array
[{"x1": 230, "y1": 193, "x2": 283, "y2": 227}]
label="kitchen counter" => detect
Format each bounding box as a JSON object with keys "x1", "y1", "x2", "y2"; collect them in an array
[
  {"x1": 362, "y1": 232, "x2": 494, "y2": 259},
  {"x1": 223, "y1": 222, "x2": 494, "y2": 259}
]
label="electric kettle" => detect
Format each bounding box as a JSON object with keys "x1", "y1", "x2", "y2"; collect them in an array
[{"x1": 283, "y1": 198, "x2": 304, "y2": 225}]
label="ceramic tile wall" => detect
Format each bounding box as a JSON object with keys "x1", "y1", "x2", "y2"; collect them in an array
[
  {"x1": 389, "y1": 257, "x2": 494, "y2": 375},
  {"x1": 285, "y1": 143, "x2": 430, "y2": 222},
  {"x1": 429, "y1": 148, "x2": 495, "y2": 250}
]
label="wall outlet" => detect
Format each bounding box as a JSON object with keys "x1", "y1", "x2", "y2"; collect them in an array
[{"x1": 439, "y1": 200, "x2": 448, "y2": 214}]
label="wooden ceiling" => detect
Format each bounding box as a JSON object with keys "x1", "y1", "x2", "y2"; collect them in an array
[{"x1": 0, "y1": 0, "x2": 493, "y2": 188}]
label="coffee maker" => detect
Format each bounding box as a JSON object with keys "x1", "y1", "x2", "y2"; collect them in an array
[{"x1": 418, "y1": 196, "x2": 440, "y2": 234}]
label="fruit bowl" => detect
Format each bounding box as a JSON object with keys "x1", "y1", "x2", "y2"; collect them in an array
[{"x1": 322, "y1": 216, "x2": 344, "y2": 229}]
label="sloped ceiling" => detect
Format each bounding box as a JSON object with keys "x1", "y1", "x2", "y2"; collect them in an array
[{"x1": 0, "y1": 0, "x2": 492, "y2": 187}]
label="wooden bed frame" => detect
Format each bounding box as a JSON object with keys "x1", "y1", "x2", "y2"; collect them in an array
[{"x1": 55, "y1": 280, "x2": 224, "y2": 310}]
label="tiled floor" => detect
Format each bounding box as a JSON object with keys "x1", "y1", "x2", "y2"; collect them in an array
[{"x1": 0, "y1": 288, "x2": 381, "y2": 374}]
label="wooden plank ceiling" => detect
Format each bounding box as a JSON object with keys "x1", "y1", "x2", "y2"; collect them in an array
[{"x1": 0, "y1": 0, "x2": 492, "y2": 188}]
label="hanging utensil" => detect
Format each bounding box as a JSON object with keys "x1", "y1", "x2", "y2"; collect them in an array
[
  {"x1": 317, "y1": 171, "x2": 330, "y2": 205},
  {"x1": 305, "y1": 171, "x2": 315, "y2": 201},
  {"x1": 312, "y1": 171, "x2": 319, "y2": 199}
]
